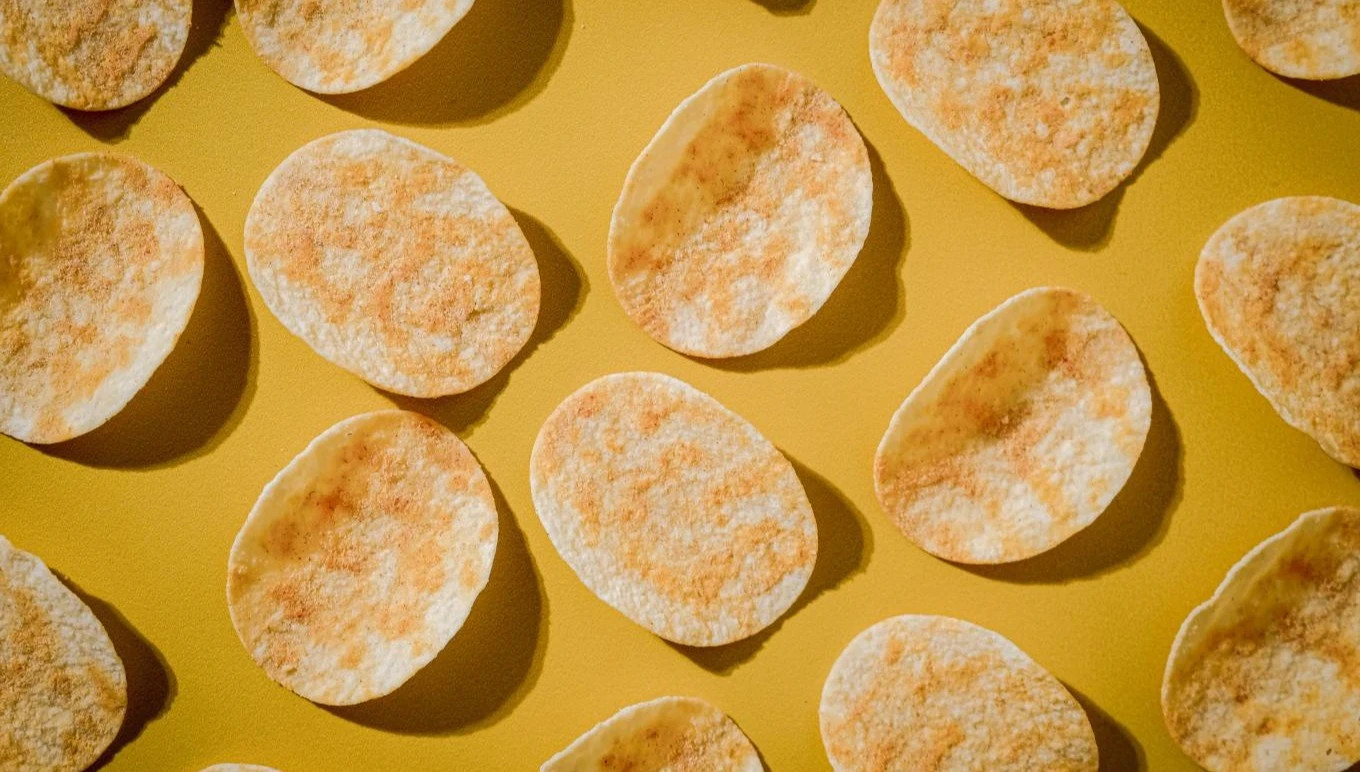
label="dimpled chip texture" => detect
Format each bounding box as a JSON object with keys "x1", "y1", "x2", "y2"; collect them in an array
[
  {"x1": 820, "y1": 615, "x2": 1098, "y2": 772},
  {"x1": 608, "y1": 63, "x2": 873, "y2": 358},
  {"x1": 0, "y1": 0, "x2": 189, "y2": 109},
  {"x1": 1224, "y1": 0, "x2": 1360, "y2": 79},
  {"x1": 1196, "y1": 197, "x2": 1360, "y2": 467},
  {"x1": 0, "y1": 536, "x2": 127, "y2": 772},
  {"x1": 245, "y1": 129, "x2": 540, "y2": 398},
  {"x1": 227, "y1": 410, "x2": 498, "y2": 706},
  {"x1": 541, "y1": 696, "x2": 763, "y2": 772},
  {"x1": 875, "y1": 287, "x2": 1150, "y2": 563},
  {"x1": 0, "y1": 152, "x2": 204, "y2": 444},
  {"x1": 869, "y1": 0, "x2": 1159, "y2": 208},
  {"x1": 235, "y1": 0, "x2": 474, "y2": 93},
  {"x1": 1163, "y1": 507, "x2": 1360, "y2": 772},
  {"x1": 530, "y1": 372, "x2": 817, "y2": 646}
]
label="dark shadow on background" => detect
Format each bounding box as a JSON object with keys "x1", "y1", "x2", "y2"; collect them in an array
[
  {"x1": 1068, "y1": 685, "x2": 1146, "y2": 772},
  {"x1": 705, "y1": 140, "x2": 908, "y2": 372},
  {"x1": 62, "y1": 0, "x2": 233, "y2": 141},
  {"x1": 321, "y1": 0, "x2": 571, "y2": 126},
  {"x1": 40, "y1": 208, "x2": 256, "y2": 469},
  {"x1": 1278, "y1": 72, "x2": 1360, "y2": 112},
  {"x1": 964, "y1": 362, "x2": 1182, "y2": 584},
  {"x1": 1017, "y1": 24, "x2": 1197, "y2": 251},
  {"x1": 671, "y1": 457, "x2": 871, "y2": 674},
  {"x1": 326, "y1": 473, "x2": 547, "y2": 734},
  {"x1": 55, "y1": 578, "x2": 176, "y2": 772},
  {"x1": 385, "y1": 209, "x2": 586, "y2": 434},
  {"x1": 750, "y1": 0, "x2": 816, "y2": 15}
]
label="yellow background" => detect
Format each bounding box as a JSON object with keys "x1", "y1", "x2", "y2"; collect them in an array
[{"x1": 3, "y1": 0, "x2": 1359, "y2": 769}]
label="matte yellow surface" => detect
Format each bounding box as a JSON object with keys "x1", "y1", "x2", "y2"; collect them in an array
[{"x1": 2, "y1": 1, "x2": 1358, "y2": 769}]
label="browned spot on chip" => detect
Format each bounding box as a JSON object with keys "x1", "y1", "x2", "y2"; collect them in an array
[
  {"x1": 542, "y1": 696, "x2": 762, "y2": 771},
  {"x1": 1223, "y1": 0, "x2": 1360, "y2": 79}
]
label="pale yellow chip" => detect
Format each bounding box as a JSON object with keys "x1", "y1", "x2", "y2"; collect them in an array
[
  {"x1": 245, "y1": 129, "x2": 540, "y2": 398},
  {"x1": 235, "y1": 0, "x2": 474, "y2": 93},
  {"x1": 1163, "y1": 506, "x2": 1360, "y2": 771},
  {"x1": 198, "y1": 766, "x2": 280, "y2": 772},
  {"x1": 0, "y1": 0, "x2": 189, "y2": 110},
  {"x1": 0, "y1": 152, "x2": 204, "y2": 444},
  {"x1": 1224, "y1": 0, "x2": 1360, "y2": 79},
  {"x1": 820, "y1": 615, "x2": 1098, "y2": 772},
  {"x1": 869, "y1": 0, "x2": 1160, "y2": 209},
  {"x1": 530, "y1": 372, "x2": 817, "y2": 646},
  {"x1": 542, "y1": 696, "x2": 763, "y2": 772},
  {"x1": 1196, "y1": 196, "x2": 1360, "y2": 467},
  {"x1": 0, "y1": 535, "x2": 127, "y2": 772},
  {"x1": 608, "y1": 63, "x2": 873, "y2": 358},
  {"x1": 874, "y1": 287, "x2": 1150, "y2": 563},
  {"x1": 227, "y1": 410, "x2": 498, "y2": 706}
]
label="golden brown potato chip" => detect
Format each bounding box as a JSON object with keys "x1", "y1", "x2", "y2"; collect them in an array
[
  {"x1": 0, "y1": 152, "x2": 204, "y2": 444},
  {"x1": 530, "y1": 372, "x2": 817, "y2": 646},
  {"x1": 1223, "y1": 0, "x2": 1360, "y2": 79},
  {"x1": 0, "y1": 0, "x2": 190, "y2": 110},
  {"x1": 541, "y1": 696, "x2": 762, "y2": 772},
  {"x1": 227, "y1": 410, "x2": 498, "y2": 706},
  {"x1": 874, "y1": 287, "x2": 1150, "y2": 563},
  {"x1": 1163, "y1": 506, "x2": 1360, "y2": 771},
  {"x1": 0, "y1": 535, "x2": 127, "y2": 772},
  {"x1": 608, "y1": 62, "x2": 873, "y2": 357},
  {"x1": 235, "y1": 0, "x2": 474, "y2": 93},
  {"x1": 1196, "y1": 196, "x2": 1360, "y2": 467},
  {"x1": 820, "y1": 615, "x2": 1098, "y2": 771},
  {"x1": 245, "y1": 129, "x2": 540, "y2": 398},
  {"x1": 869, "y1": 0, "x2": 1159, "y2": 208}
]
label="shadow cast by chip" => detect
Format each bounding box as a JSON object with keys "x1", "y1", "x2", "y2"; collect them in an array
[
  {"x1": 61, "y1": 0, "x2": 233, "y2": 142},
  {"x1": 325, "y1": 473, "x2": 548, "y2": 734},
  {"x1": 52, "y1": 577, "x2": 176, "y2": 772},
  {"x1": 670, "y1": 457, "x2": 872, "y2": 674},
  {"x1": 963, "y1": 359, "x2": 1182, "y2": 584},
  {"x1": 383, "y1": 208, "x2": 587, "y2": 435},
  {"x1": 319, "y1": 0, "x2": 572, "y2": 126},
  {"x1": 1066, "y1": 684, "x2": 1147, "y2": 772},
  {"x1": 1276, "y1": 72, "x2": 1360, "y2": 112},
  {"x1": 750, "y1": 0, "x2": 816, "y2": 15},
  {"x1": 39, "y1": 207, "x2": 257, "y2": 469},
  {"x1": 1015, "y1": 23, "x2": 1197, "y2": 251},
  {"x1": 703, "y1": 139, "x2": 908, "y2": 372}
]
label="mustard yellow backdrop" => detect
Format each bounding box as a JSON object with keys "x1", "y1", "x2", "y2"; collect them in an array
[{"x1": 2, "y1": 0, "x2": 1358, "y2": 769}]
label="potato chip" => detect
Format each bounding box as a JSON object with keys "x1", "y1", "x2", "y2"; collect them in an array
[
  {"x1": 874, "y1": 287, "x2": 1150, "y2": 563},
  {"x1": 530, "y1": 372, "x2": 816, "y2": 646},
  {"x1": 0, "y1": 535, "x2": 127, "y2": 772},
  {"x1": 1163, "y1": 506, "x2": 1360, "y2": 771},
  {"x1": 227, "y1": 410, "x2": 498, "y2": 706},
  {"x1": 0, "y1": 152, "x2": 204, "y2": 444},
  {"x1": 199, "y1": 766, "x2": 280, "y2": 772},
  {"x1": 542, "y1": 696, "x2": 762, "y2": 772},
  {"x1": 1223, "y1": 0, "x2": 1360, "y2": 79},
  {"x1": 869, "y1": 0, "x2": 1159, "y2": 209},
  {"x1": 0, "y1": 0, "x2": 189, "y2": 110},
  {"x1": 608, "y1": 63, "x2": 873, "y2": 358},
  {"x1": 820, "y1": 615, "x2": 1098, "y2": 771},
  {"x1": 1196, "y1": 196, "x2": 1360, "y2": 467},
  {"x1": 245, "y1": 129, "x2": 539, "y2": 398},
  {"x1": 235, "y1": 0, "x2": 474, "y2": 93}
]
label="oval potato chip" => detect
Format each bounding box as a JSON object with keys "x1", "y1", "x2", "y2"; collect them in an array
[
  {"x1": 1163, "y1": 506, "x2": 1360, "y2": 772},
  {"x1": 1223, "y1": 0, "x2": 1360, "y2": 79},
  {"x1": 0, "y1": 0, "x2": 190, "y2": 110},
  {"x1": 245, "y1": 129, "x2": 540, "y2": 398},
  {"x1": 820, "y1": 615, "x2": 1098, "y2": 772},
  {"x1": 530, "y1": 372, "x2": 817, "y2": 646},
  {"x1": 869, "y1": 0, "x2": 1160, "y2": 208},
  {"x1": 541, "y1": 696, "x2": 762, "y2": 772},
  {"x1": 1196, "y1": 196, "x2": 1360, "y2": 467},
  {"x1": 874, "y1": 287, "x2": 1150, "y2": 563},
  {"x1": 235, "y1": 0, "x2": 474, "y2": 93},
  {"x1": 227, "y1": 410, "x2": 498, "y2": 706},
  {"x1": 199, "y1": 766, "x2": 280, "y2": 772},
  {"x1": 0, "y1": 152, "x2": 204, "y2": 444},
  {"x1": 0, "y1": 535, "x2": 127, "y2": 772},
  {"x1": 608, "y1": 63, "x2": 873, "y2": 358}
]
